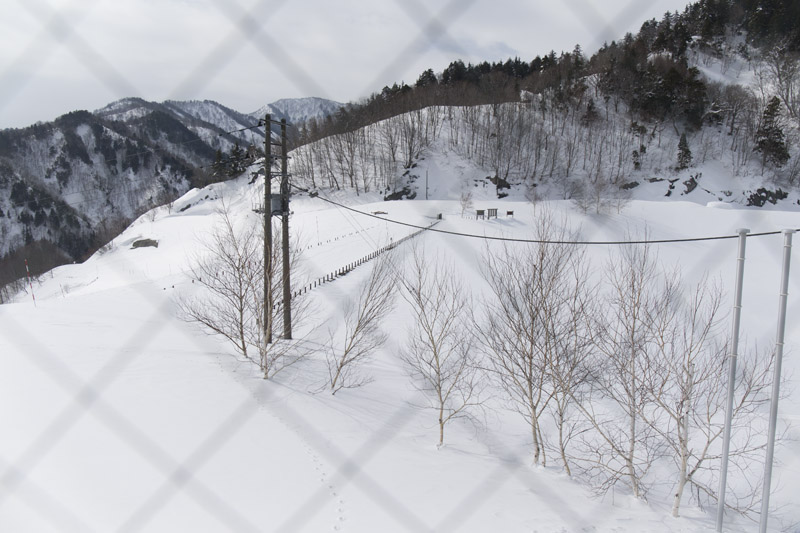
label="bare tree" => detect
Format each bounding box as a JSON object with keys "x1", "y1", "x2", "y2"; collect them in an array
[
  {"x1": 763, "y1": 44, "x2": 800, "y2": 122},
  {"x1": 643, "y1": 276, "x2": 724, "y2": 515},
  {"x1": 178, "y1": 202, "x2": 306, "y2": 378},
  {"x1": 544, "y1": 244, "x2": 596, "y2": 476},
  {"x1": 459, "y1": 188, "x2": 474, "y2": 217},
  {"x1": 574, "y1": 240, "x2": 671, "y2": 499},
  {"x1": 326, "y1": 253, "x2": 397, "y2": 394},
  {"x1": 178, "y1": 205, "x2": 260, "y2": 360},
  {"x1": 478, "y1": 212, "x2": 585, "y2": 466},
  {"x1": 720, "y1": 84, "x2": 758, "y2": 141},
  {"x1": 643, "y1": 278, "x2": 777, "y2": 517},
  {"x1": 400, "y1": 110, "x2": 424, "y2": 168},
  {"x1": 400, "y1": 246, "x2": 483, "y2": 447}
]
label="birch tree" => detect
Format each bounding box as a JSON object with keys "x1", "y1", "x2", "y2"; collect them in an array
[
  {"x1": 544, "y1": 244, "x2": 595, "y2": 476},
  {"x1": 178, "y1": 202, "x2": 306, "y2": 378},
  {"x1": 326, "y1": 253, "x2": 397, "y2": 394},
  {"x1": 479, "y1": 212, "x2": 585, "y2": 466},
  {"x1": 574, "y1": 241, "x2": 670, "y2": 498},
  {"x1": 400, "y1": 247, "x2": 483, "y2": 447},
  {"x1": 643, "y1": 278, "x2": 776, "y2": 517}
]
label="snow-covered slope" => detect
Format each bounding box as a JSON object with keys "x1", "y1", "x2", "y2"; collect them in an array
[
  {"x1": 249, "y1": 96, "x2": 343, "y2": 125},
  {"x1": 164, "y1": 100, "x2": 257, "y2": 130},
  {"x1": 93, "y1": 97, "x2": 163, "y2": 123},
  {"x1": 2, "y1": 154, "x2": 798, "y2": 531}
]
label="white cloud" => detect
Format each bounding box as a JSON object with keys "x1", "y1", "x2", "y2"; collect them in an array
[{"x1": 0, "y1": 0, "x2": 692, "y2": 128}]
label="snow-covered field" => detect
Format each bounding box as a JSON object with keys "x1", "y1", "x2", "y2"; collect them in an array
[{"x1": 2, "y1": 158, "x2": 799, "y2": 532}]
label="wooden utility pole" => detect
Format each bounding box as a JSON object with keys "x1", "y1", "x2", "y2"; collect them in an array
[
  {"x1": 280, "y1": 118, "x2": 292, "y2": 339},
  {"x1": 263, "y1": 113, "x2": 273, "y2": 344}
]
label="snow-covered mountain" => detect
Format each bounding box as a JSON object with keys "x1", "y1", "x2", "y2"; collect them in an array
[
  {"x1": 93, "y1": 97, "x2": 264, "y2": 151},
  {"x1": 0, "y1": 95, "x2": 345, "y2": 291},
  {"x1": 2, "y1": 154, "x2": 798, "y2": 530},
  {"x1": 249, "y1": 96, "x2": 343, "y2": 125},
  {"x1": 0, "y1": 98, "x2": 266, "y2": 284},
  {"x1": 0, "y1": 95, "x2": 344, "y2": 291}
]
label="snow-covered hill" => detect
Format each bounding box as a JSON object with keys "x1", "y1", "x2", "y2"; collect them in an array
[{"x1": 2, "y1": 146, "x2": 799, "y2": 530}]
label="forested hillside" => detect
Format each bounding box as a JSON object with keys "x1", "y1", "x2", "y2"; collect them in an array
[
  {"x1": 3, "y1": 0, "x2": 799, "y2": 301},
  {"x1": 291, "y1": 0, "x2": 798, "y2": 207},
  {"x1": 300, "y1": 0, "x2": 799, "y2": 142}
]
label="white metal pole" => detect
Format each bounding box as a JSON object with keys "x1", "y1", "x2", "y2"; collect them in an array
[
  {"x1": 717, "y1": 228, "x2": 749, "y2": 532},
  {"x1": 759, "y1": 229, "x2": 794, "y2": 533}
]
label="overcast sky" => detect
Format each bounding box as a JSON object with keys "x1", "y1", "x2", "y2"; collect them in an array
[{"x1": 1, "y1": 0, "x2": 692, "y2": 129}]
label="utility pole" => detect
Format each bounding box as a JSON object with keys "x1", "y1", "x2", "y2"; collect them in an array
[
  {"x1": 280, "y1": 118, "x2": 292, "y2": 339},
  {"x1": 263, "y1": 114, "x2": 273, "y2": 344}
]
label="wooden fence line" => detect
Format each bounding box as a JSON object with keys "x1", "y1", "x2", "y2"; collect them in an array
[{"x1": 288, "y1": 221, "x2": 439, "y2": 300}]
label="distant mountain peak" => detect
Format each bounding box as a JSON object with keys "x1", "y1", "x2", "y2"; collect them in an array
[{"x1": 249, "y1": 97, "x2": 343, "y2": 125}]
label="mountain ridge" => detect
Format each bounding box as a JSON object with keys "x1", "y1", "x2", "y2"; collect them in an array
[
  {"x1": 0, "y1": 96, "x2": 343, "y2": 291},
  {"x1": 248, "y1": 96, "x2": 344, "y2": 125},
  {"x1": 2, "y1": 0, "x2": 799, "y2": 296}
]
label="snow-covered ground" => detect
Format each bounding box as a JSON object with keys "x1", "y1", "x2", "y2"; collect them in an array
[{"x1": 2, "y1": 152, "x2": 800, "y2": 533}]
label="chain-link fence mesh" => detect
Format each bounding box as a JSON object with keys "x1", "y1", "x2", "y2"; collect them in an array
[{"x1": 1, "y1": 0, "x2": 799, "y2": 531}]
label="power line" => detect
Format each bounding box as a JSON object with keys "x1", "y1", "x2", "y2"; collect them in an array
[
  {"x1": 293, "y1": 184, "x2": 793, "y2": 246},
  {"x1": 7, "y1": 160, "x2": 794, "y2": 247}
]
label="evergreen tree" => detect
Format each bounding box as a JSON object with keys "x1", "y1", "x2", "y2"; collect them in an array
[
  {"x1": 211, "y1": 148, "x2": 225, "y2": 177},
  {"x1": 441, "y1": 60, "x2": 467, "y2": 85},
  {"x1": 677, "y1": 133, "x2": 692, "y2": 170},
  {"x1": 229, "y1": 142, "x2": 245, "y2": 177},
  {"x1": 571, "y1": 44, "x2": 585, "y2": 75},
  {"x1": 415, "y1": 68, "x2": 438, "y2": 88},
  {"x1": 581, "y1": 98, "x2": 599, "y2": 125},
  {"x1": 755, "y1": 96, "x2": 790, "y2": 168}
]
